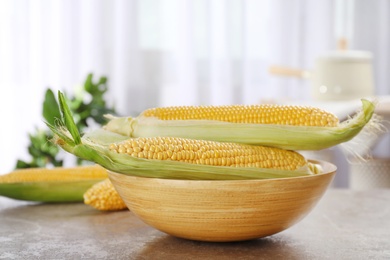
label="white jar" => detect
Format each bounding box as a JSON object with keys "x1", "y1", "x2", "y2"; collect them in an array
[{"x1": 311, "y1": 50, "x2": 374, "y2": 101}]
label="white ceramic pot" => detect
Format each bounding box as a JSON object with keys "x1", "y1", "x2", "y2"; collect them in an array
[
  {"x1": 269, "y1": 50, "x2": 375, "y2": 101},
  {"x1": 311, "y1": 50, "x2": 374, "y2": 101}
]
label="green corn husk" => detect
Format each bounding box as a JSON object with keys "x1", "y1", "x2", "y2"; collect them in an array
[
  {"x1": 0, "y1": 180, "x2": 103, "y2": 202},
  {"x1": 104, "y1": 99, "x2": 376, "y2": 151},
  {"x1": 0, "y1": 166, "x2": 107, "y2": 202},
  {"x1": 47, "y1": 91, "x2": 316, "y2": 180}
]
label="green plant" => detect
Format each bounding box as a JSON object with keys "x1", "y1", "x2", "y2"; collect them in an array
[{"x1": 16, "y1": 73, "x2": 116, "y2": 169}]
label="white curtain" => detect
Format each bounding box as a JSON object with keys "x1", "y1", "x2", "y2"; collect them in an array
[{"x1": 0, "y1": 0, "x2": 389, "y2": 173}]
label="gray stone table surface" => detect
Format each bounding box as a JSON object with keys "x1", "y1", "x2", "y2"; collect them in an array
[{"x1": 1, "y1": 189, "x2": 389, "y2": 260}]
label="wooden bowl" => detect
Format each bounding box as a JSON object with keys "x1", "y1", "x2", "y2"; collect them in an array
[{"x1": 109, "y1": 160, "x2": 336, "y2": 242}]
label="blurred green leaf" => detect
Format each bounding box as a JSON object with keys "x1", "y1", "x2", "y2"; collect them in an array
[
  {"x1": 84, "y1": 73, "x2": 95, "y2": 93},
  {"x1": 16, "y1": 160, "x2": 30, "y2": 169},
  {"x1": 43, "y1": 89, "x2": 61, "y2": 125}
]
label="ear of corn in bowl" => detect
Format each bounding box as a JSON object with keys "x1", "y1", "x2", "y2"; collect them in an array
[{"x1": 44, "y1": 91, "x2": 376, "y2": 241}]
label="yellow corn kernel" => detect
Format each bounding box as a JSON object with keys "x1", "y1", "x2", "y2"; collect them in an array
[
  {"x1": 83, "y1": 179, "x2": 127, "y2": 211},
  {"x1": 110, "y1": 137, "x2": 306, "y2": 171},
  {"x1": 140, "y1": 104, "x2": 339, "y2": 127},
  {"x1": 0, "y1": 165, "x2": 107, "y2": 183}
]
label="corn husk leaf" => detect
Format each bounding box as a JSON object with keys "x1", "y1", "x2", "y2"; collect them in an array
[
  {"x1": 0, "y1": 180, "x2": 103, "y2": 202},
  {"x1": 104, "y1": 99, "x2": 376, "y2": 151},
  {"x1": 58, "y1": 91, "x2": 81, "y2": 145}
]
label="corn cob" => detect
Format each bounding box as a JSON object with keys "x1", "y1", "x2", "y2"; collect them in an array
[
  {"x1": 54, "y1": 134, "x2": 314, "y2": 180},
  {"x1": 141, "y1": 105, "x2": 339, "y2": 126},
  {"x1": 109, "y1": 137, "x2": 307, "y2": 171},
  {"x1": 84, "y1": 179, "x2": 127, "y2": 211},
  {"x1": 104, "y1": 100, "x2": 376, "y2": 150},
  {"x1": 0, "y1": 165, "x2": 107, "y2": 202}
]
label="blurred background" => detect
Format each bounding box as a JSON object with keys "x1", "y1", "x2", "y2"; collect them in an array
[{"x1": 1, "y1": 0, "x2": 389, "y2": 186}]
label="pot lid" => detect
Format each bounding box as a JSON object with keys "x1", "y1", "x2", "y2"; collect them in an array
[{"x1": 317, "y1": 50, "x2": 372, "y2": 62}]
